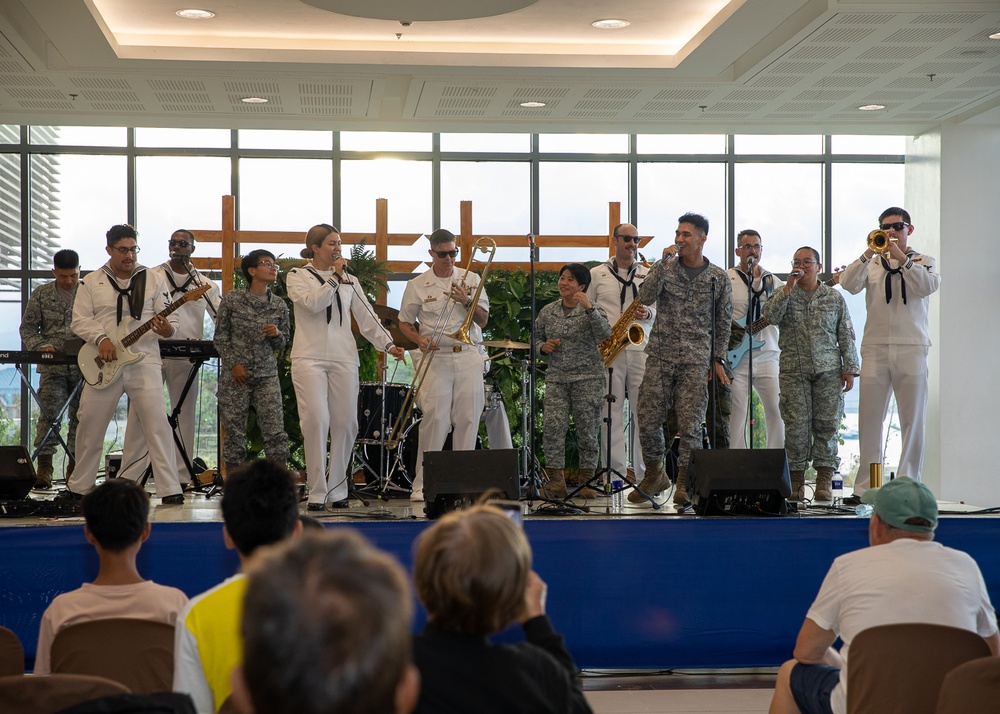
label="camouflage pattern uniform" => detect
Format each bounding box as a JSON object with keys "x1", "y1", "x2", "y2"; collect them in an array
[
  {"x1": 666, "y1": 359, "x2": 732, "y2": 449},
  {"x1": 19, "y1": 281, "x2": 81, "y2": 457},
  {"x1": 763, "y1": 283, "x2": 860, "y2": 471},
  {"x1": 535, "y1": 301, "x2": 611, "y2": 469},
  {"x1": 637, "y1": 259, "x2": 732, "y2": 486},
  {"x1": 214, "y1": 288, "x2": 290, "y2": 465}
]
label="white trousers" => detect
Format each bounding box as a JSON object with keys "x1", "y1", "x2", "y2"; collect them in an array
[
  {"x1": 599, "y1": 349, "x2": 647, "y2": 482},
  {"x1": 119, "y1": 358, "x2": 201, "y2": 484},
  {"x1": 729, "y1": 352, "x2": 785, "y2": 449},
  {"x1": 412, "y1": 349, "x2": 485, "y2": 494},
  {"x1": 854, "y1": 343, "x2": 929, "y2": 494},
  {"x1": 70, "y1": 362, "x2": 180, "y2": 498},
  {"x1": 291, "y1": 358, "x2": 358, "y2": 505}
]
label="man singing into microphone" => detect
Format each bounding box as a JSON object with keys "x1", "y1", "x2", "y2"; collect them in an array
[
  {"x1": 764, "y1": 247, "x2": 859, "y2": 501},
  {"x1": 119, "y1": 229, "x2": 221, "y2": 490},
  {"x1": 632, "y1": 213, "x2": 732, "y2": 508}
]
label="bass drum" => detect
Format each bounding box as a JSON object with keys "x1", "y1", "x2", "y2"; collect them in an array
[{"x1": 357, "y1": 382, "x2": 411, "y2": 445}]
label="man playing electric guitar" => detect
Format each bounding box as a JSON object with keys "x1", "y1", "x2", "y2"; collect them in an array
[
  {"x1": 57, "y1": 224, "x2": 185, "y2": 504},
  {"x1": 726, "y1": 230, "x2": 785, "y2": 449}
]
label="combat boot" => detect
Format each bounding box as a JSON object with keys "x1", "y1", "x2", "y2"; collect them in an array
[
  {"x1": 35, "y1": 454, "x2": 53, "y2": 489},
  {"x1": 628, "y1": 459, "x2": 670, "y2": 504},
  {"x1": 569, "y1": 468, "x2": 600, "y2": 499},
  {"x1": 541, "y1": 468, "x2": 567, "y2": 500},
  {"x1": 814, "y1": 467, "x2": 834, "y2": 501},
  {"x1": 672, "y1": 473, "x2": 691, "y2": 507},
  {"x1": 789, "y1": 470, "x2": 805, "y2": 502}
]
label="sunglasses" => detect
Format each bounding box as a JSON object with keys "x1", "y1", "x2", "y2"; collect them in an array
[
  {"x1": 433, "y1": 250, "x2": 459, "y2": 258},
  {"x1": 879, "y1": 221, "x2": 908, "y2": 232},
  {"x1": 614, "y1": 234, "x2": 639, "y2": 243},
  {"x1": 168, "y1": 239, "x2": 191, "y2": 248}
]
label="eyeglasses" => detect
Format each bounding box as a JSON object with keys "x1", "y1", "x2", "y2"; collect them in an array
[
  {"x1": 738, "y1": 244, "x2": 762, "y2": 250},
  {"x1": 433, "y1": 250, "x2": 459, "y2": 259},
  {"x1": 112, "y1": 246, "x2": 140, "y2": 255},
  {"x1": 255, "y1": 261, "x2": 278, "y2": 269},
  {"x1": 614, "y1": 234, "x2": 639, "y2": 243},
  {"x1": 791, "y1": 259, "x2": 817, "y2": 266},
  {"x1": 879, "y1": 221, "x2": 908, "y2": 232},
  {"x1": 168, "y1": 239, "x2": 191, "y2": 248}
]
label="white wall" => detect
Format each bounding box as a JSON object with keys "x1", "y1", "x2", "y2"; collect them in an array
[{"x1": 907, "y1": 125, "x2": 1000, "y2": 506}]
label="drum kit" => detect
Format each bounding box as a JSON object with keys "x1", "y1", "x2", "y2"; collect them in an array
[{"x1": 352, "y1": 304, "x2": 533, "y2": 499}]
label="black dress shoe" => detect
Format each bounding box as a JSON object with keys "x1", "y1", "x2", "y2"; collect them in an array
[
  {"x1": 161, "y1": 494, "x2": 185, "y2": 505},
  {"x1": 54, "y1": 489, "x2": 83, "y2": 502},
  {"x1": 843, "y1": 495, "x2": 862, "y2": 507},
  {"x1": 306, "y1": 502, "x2": 326, "y2": 512},
  {"x1": 328, "y1": 498, "x2": 349, "y2": 509}
]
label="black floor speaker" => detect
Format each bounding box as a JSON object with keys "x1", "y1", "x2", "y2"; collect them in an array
[
  {"x1": 688, "y1": 448, "x2": 791, "y2": 516},
  {"x1": 422, "y1": 448, "x2": 519, "y2": 519},
  {"x1": 0, "y1": 446, "x2": 37, "y2": 500}
]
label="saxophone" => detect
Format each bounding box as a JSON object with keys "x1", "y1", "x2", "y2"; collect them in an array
[{"x1": 599, "y1": 297, "x2": 646, "y2": 367}]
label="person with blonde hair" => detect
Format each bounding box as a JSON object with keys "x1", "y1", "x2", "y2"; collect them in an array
[
  {"x1": 286, "y1": 224, "x2": 405, "y2": 510},
  {"x1": 412, "y1": 504, "x2": 592, "y2": 714}
]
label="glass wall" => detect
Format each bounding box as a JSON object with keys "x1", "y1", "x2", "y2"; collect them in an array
[{"x1": 0, "y1": 127, "x2": 906, "y2": 467}]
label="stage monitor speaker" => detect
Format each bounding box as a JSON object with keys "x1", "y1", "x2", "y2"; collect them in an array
[
  {"x1": 0, "y1": 446, "x2": 37, "y2": 500},
  {"x1": 688, "y1": 448, "x2": 790, "y2": 516},
  {"x1": 422, "y1": 449, "x2": 520, "y2": 519}
]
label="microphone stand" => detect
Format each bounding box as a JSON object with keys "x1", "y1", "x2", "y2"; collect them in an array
[
  {"x1": 709, "y1": 276, "x2": 718, "y2": 450},
  {"x1": 744, "y1": 257, "x2": 756, "y2": 449},
  {"x1": 525, "y1": 233, "x2": 542, "y2": 500}
]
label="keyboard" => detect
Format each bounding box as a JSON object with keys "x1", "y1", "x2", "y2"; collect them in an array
[{"x1": 0, "y1": 499, "x2": 82, "y2": 518}]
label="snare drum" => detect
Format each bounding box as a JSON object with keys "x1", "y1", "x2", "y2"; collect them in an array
[
  {"x1": 484, "y1": 384, "x2": 503, "y2": 411},
  {"x1": 357, "y1": 382, "x2": 411, "y2": 444}
]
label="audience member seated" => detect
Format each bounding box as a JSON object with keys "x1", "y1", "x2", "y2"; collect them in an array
[
  {"x1": 173, "y1": 460, "x2": 301, "y2": 714},
  {"x1": 230, "y1": 529, "x2": 419, "y2": 714},
  {"x1": 34, "y1": 479, "x2": 188, "y2": 674},
  {"x1": 411, "y1": 504, "x2": 592, "y2": 714},
  {"x1": 769, "y1": 477, "x2": 999, "y2": 714}
]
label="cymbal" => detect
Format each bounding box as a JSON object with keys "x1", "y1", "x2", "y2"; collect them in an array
[
  {"x1": 482, "y1": 338, "x2": 531, "y2": 350},
  {"x1": 367, "y1": 304, "x2": 419, "y2": 350}
]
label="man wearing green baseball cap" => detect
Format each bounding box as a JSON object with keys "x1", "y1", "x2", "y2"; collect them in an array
[{"x1": 770, "y1": 477, "x2": 998, "y2": 714}]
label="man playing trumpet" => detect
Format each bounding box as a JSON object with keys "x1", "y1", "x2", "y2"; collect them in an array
[
  {"x1": 399, "y1": 229, "x2": 490, "y2": 502},
  {"x1": 838, "y1": 208, "x2": 940, "y2": 502}
]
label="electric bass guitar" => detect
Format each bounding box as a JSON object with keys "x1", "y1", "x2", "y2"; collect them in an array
[
  {"x1": 727, "y1": 267, "x2": 844, "y2": 370},
  {"x1": 77, "y1": 284, "x2": 211, "y2": 389}
]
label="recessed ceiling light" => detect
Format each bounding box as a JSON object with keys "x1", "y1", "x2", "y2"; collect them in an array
[
  {"x1": 519, "y1": 101, "x2": 546, "y2": 108},
  {"x1": 592, "y1": 19, "x2": 630, "y2": 30},
  {"x1": 961, "y1": 50, "x2": 986, "y2": 56},
  {"x1": 176, "y1": 9, "x2": 216, "y2": 19},
  {"x1": 241, "y1": 97, "x2": 268, "y2": 104},
  {"x1": 989, "y1": 32, "x2": 1000, "y2": 40},
  {"x1": 858, "y1": 104, "x2": 885, "y2": 111}
]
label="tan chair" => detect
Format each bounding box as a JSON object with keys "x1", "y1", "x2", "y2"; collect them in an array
[
  {"x1": 0, "y1": 627, "x2": 24, "y2": 677},
  {"x1": 847, "y1": 623, "x2": 992, "y2": 714},
  {"x1": 0, "y1": 673, "x2": 130, "y2": 714},
  {"x1": 50, "y1": 618, "x2": 175, "y2": 694},
  {"x1": 935, "y1": 655, "x2": 1000, "y2": 713}
]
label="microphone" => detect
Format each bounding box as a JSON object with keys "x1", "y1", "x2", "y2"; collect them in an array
[
  {"x1": 170, "y1": 253, "x2": 190, "y2": 264},
  {"x1": 789, "y1": 270, "x2": 803, "y2": 278},
  {"x1": 746, "y1": 256, "x2": 756, "y2": 268}
]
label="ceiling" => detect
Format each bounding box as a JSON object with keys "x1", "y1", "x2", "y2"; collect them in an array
[{"x1": 0, "y1": 0, "x2": 998, "y2": 134}]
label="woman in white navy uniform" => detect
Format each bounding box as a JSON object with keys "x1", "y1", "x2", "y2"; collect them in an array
[{"x1": 287, "y1": 224, "x2": 405, "y2": 510}]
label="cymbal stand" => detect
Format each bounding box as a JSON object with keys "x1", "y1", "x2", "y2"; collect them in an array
[{"x1": 354, "y1": 360, "x2": 412, "y2": 502}]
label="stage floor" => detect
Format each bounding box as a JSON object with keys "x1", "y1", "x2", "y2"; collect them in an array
[{"x1": 3, "y1": 478, "x2": 999, "y2": 673}]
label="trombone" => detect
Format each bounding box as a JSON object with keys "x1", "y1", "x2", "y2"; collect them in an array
[{"x1": 386, "y1": 237, "x2": 497, "y2": 449}]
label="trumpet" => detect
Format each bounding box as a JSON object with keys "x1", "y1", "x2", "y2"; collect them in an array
[{"x1": 867, "y1": 229, "x2": 895, "y2": 255}]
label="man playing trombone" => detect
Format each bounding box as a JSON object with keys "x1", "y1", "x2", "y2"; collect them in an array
[
  {"x1": 838, "y1": 208, "x2": 940, "y2": 502},
  {"x1": 399, "y1": 229, "x2": 490, "y2": 502}
]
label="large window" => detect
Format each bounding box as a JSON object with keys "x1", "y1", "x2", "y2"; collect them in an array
[{"x1": 0, "y1": 127, "x2": 905, "y2": 451}]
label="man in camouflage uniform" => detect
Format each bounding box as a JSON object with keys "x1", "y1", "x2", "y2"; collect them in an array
[
  {"x1": 213, "y1": 249, "x2": 290, "y2": 471},
  {"x1": 764, "y1": 247, "x2": 860, "y2": 501},
  {"x1": 19, "y1": 249, "x2": 82, "y2": 488},
  {"x1": 632, "y1": 213, "x2": 732, "y2": 507}
]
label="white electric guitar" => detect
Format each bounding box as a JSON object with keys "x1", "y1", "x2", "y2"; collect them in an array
[{"x1": 77, "y1": 284, "x2": 211, "y2": 389}]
